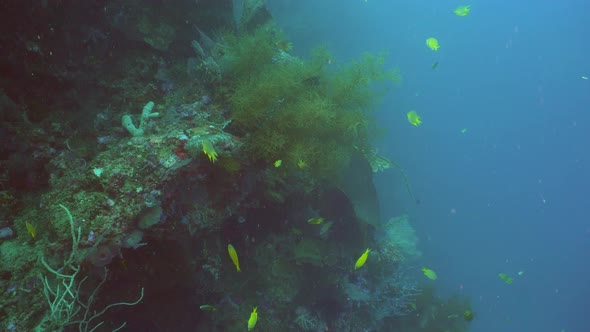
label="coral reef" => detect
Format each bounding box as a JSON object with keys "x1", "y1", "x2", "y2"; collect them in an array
[{"x1": 0, "y1": 1, "x2": 473, "y2": 331}]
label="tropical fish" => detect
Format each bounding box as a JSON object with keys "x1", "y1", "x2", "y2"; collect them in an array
[
  {"x1": 498, "y1": 273, "x2": 513, "y2": 284},
  {"x1": 199, "y1": 304, "x2": 217, "y2": 312},
  {"x1": 274, "y1": 159, "x2": 282, "y2": 168},
  {"x1": 275, "y1": 40, "x2": 293, "y2": 52},
  {"x1": 227, "y1": 244, "x2": 241, "y2": 272},
  {"x1": 354, "y1": 248, "x2": 371, "y2": 270},
  {"x1": 407, "y1": 110, "x2": 422, "y2": 127},
  {"x1": 426, "y1": 37, "x2": 440, "y2": 51},
  {"x1": 307, "y1": 217, "x2": 324, "y2": 225},
  {"x1": 25, "y1": 222, "x2": 36, "y2": 239},
  {"x1": 248, "y1": 306, "x2": 258, "y2": 331},
  {"x1": 422, "y1": 267, "x2": 438, "y2": 280},
  {"x1": 202, "y1": 139, "x2": 218, "y2": 163},
  {"x1": 453, "y1": 5, "x2": 471, "y2": 17},
  {"x1": 518, "y1": 270, "x2": 525, "y2": 276}
]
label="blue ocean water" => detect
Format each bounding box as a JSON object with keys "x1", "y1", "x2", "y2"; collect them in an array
[{"x1": 267, "y1": 1, "x2": 590, "y2": 331}]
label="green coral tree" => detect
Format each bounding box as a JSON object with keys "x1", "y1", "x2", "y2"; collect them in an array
[{"x1": 215, "y1": 24, "x2": 399, "y2": 178}]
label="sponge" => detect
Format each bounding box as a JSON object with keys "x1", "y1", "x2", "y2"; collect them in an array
[{"x1": 121, "y1": 101, "x2": 159, "y2": 136}]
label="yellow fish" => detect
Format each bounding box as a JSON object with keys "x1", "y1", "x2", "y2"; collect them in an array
[
  {"x1": 498, "y1": 273, "x2": 513, "y2": 284},
  {"x1": 25, "y1": 221, "x2": 36, "y2": 239},
  {"x1": 422, "y1": 267, "x2": 438, "y2": 280},
  {"x1": 274, "y1": 159, "x2": 282, "y2": 168},
  {"x1": 426, "y1": 37, "x2": 440, "y2": 51},
  {"x1": 202, "y1": 139, "x2": 218, "y2": 163},
  {"x1": 307, "y1": 217, "x2": 324, "y2": 225},
  {"x1": 248, "y1": 306, "x2": 258, "y2": 331},
  {"x1": 199, "y1": 304, "x2": 217, "y2": 312},
  {"x1": 453, "y1": 5, "x2": 471, "y2": 17},
  {"x1": 407, "y1": 110, "x2": 422, "y2": 127},
  {"x1": 227, "y1": 244, "x2": 240, "y2": 272},
  {"x1": 354, "y1": 248, "x2": 371, "y2": 270}
]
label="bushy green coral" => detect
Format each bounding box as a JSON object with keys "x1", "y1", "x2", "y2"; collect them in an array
[{"x1": 215, "y1": 25, "x2": 399, "y2": 179}]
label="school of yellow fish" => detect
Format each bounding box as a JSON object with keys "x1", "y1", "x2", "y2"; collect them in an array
[{"x1": 200, "y1": 5, "x2": 480, "y2": 330}]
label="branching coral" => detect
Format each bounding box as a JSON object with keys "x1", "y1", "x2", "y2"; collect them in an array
[{"x1": 214, "y1": 25, "x2": 399, "y2": 179}]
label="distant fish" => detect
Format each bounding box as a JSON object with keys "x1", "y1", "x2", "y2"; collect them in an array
[
  {"x1": 25, "y1": 222, "x2": 36, "y2": 239},
  {"x1": 227, "y1": 244, "x2": 241, "y2": 272},
  {"x1": 453, "y1": 5, "x2": 471, "y2": 17},
  {"x1": 354, "y1": 248, "x2": 371, "y2": 270},
  {"x1": 498, "y1": 273, "x2": 513, "y2": 284},
  {"x1": 431, "y1": 62, "x2": 439, "y2": 70},
  {"x1": 426, "y1": 37, "x2": 440, "y2": 51},
  {"x1": 307, "y1": 217, "x2": 324, "y2": 225},
  {"x1": 407, "y1": 110, "x2": 422, "y2": 127},
  {"x1": 200, "y1": 304, "x2": 217, "y2": 312},
  {"x1": 422, "y1": 267, "x2": 438, "y2": 280}
]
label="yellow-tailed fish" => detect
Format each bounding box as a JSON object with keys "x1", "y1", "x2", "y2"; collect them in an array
[
  {"x1": 407, "y1": 110, "x2": 422, "y2": 127},
  {"x1": 274, "y1": 159, "x2": 282, "y2": 168},
  {"x1": 199, "y1": 304, "x2": 217, "y2": 312},
  {"x1": 202, "y1": 139, "x2": 218, "y2": 163},
  {"x1": 227, "y1": 244, "x2": 240, "y2": 272},
  {"x1": 354, "y1": 248, "x2": 371, "y2": 270},
  {"x1": 25, "y1": 221, "x2": 36, "y2": 239},
  {"x1": 426, "y1": 37, "x2": 440, "y2": 51},
  {"x1": 307, "y1": 217, "x2": 324, "y2": 225},
  {"x1": 498, "y1": 273, "x2": 513, "y2": 284},
  {"x1": 453, "y1": 5, "x2": 471, "y2": 17},
  {"x1": 247, "y1": 306, "x2": 258, "y2": 331},
  {"x1": 422, "y1": 267, "x2": 438, "y2": 280}
]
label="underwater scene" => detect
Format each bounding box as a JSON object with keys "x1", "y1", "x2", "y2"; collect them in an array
[{"x1": 0, "y1": 0, "x2": 588, "y2": 331}]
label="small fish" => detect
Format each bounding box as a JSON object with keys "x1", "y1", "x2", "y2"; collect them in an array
[
  {"x1": 202, "y1": 139, "x2": 218, "y2": 163},
  {"x1": 199, "y1": 304, "x2": 217, "y2": 312},
  {"x1": 307, "y1": 217, "x2": 324, "y2": 225},
  {"x1": 498, "y1": 273, "x2": 513, "y2": 284},
  {"x1": 582, "y1": 76, "x2": 588, "y2": 80},
  {"x1": 460, "y1": 128, "x2": 468, "y2": 134},
  {"x1": 448, "y1": 314, "x2": 460, "y2": 319},
  {"x1": 354, "y1": 248, "x2": 371, "y2": 270},
  {"x1": 407, "y1": 110, "x2": 422, "y2": 127},
  {"x1": 426, "y1": 37, "x2": 440, "y2": 51},
  {"x1": 248, "y1": 306, "x2": 258, "y2": 331},
  {"x1": 227, "y1": 244, "x2": 241, "y2": 272},
  {"x1": 275, "y1": 40, "x2": 293, "y2": 52},
  {"x1": 274, "y1": 159, "x2": 282, "y2": 168},
  {"x1": 431, "y1": 61, "x2": 439, "y2": 70},
  {"x1": 422, "y1": 267, "x2": 438, "y2": 280},
  {"x1": 453, "y1": 5, "x2": 471, "y2": 17},
  {"x1": 518, "y1": 270, "x2": 524, "y2": 276},
  {"x1": 25, "y1": 222, "x2": 36, "y2": 239},
  {"x1": 463, "y1": 309, "x2": 475, "y2": 321}
]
